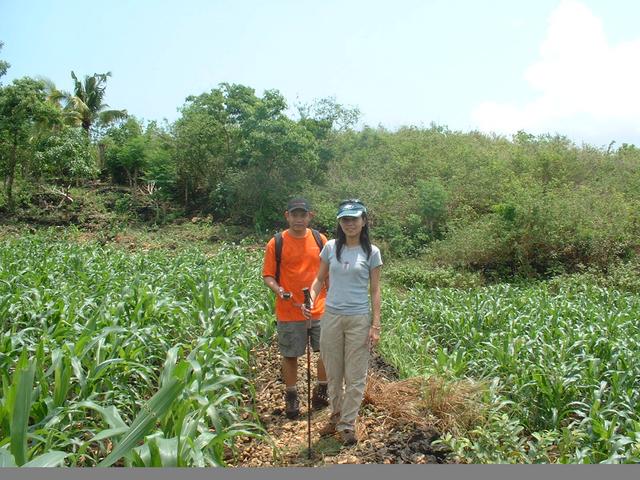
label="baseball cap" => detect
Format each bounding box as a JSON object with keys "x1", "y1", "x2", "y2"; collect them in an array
[
  {"x1": 337, "y1": 199, "x2": 367, "y2": 219},
  {"x1": 286, "y1": 197, "x2": 311, "y2": 212}
]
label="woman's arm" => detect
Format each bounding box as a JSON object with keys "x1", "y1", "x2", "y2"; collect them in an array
[
  {"x1": 369, "y1": 266, "x2": 382, "y2": 346},
  {"x1": 310, "y1": 260, "x2": 329, "y2": 303},
  {"x1": 304, "y1": 260, "x2": 329, "y2": 319}
]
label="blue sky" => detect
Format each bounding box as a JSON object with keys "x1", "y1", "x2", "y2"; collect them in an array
[{"x1": 2, "y1": 0, "x2": 640, "y2": 147}]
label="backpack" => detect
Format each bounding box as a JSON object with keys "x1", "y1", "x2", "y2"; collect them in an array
[{"x1": 274, "y1": 229, "x2": 325, "y2": 283}]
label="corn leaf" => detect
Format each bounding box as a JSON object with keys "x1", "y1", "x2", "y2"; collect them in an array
[
  {"x1": 76, "y1": 401, "x2": 128, "y2": 430},
  {"x1": 0, "y1": 448, "x2": 17, "y2": 467},
  {"x1": 22, "y1": 451, "x2": 67, "y2": 467},
  {"x1": 97, "y1": 377, "x2": 186, "y2": 467},
  {"x1": 160, "y1": 346, "x2": 180, "y2": 387},
  {"x1": 89, "y1": 427, "x2": 129, "y2": 443},
  {"x1": 10, "y1": 350, "x2": 35, "y2": 466}
]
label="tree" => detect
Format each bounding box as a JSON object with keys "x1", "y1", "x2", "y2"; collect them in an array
[
  {"x1": 142, "y1": 120, "x2": 176, "y2": 197},
  {"x1": 39, "y1": 76, "x2": 78, "y2": 130},
  {"x1": 65, "y1": 71, "x2": 127, "y2": 135},
  {"x1": 296, "y1": 96, "x2": 360, "y2": 132},
  {"x1": 174, "y1": 83, "x2": 321, "y2": 226},
  {"x1": 0, "y1": 78, "x2": 58, "y2": 210},
  {"x1": 417, "y1": 178, "x2": 448, "y2": 237},
  {"x1": 103, "y1": 118, "x2": 176, "y2": 196},
  {"x1": 103, "y1": 118, "x2": 146, "y2": 187},
  {"x1": 296, "y1": 97, "x2": 360, "y2": 168},
  {"x1": 174, "y1": 96, "x2": 229, "y2": 208},
  {"x1": 0, "y1": 41, "x2": 10, "y2": 82},
  {"x1": 34, "y1": 126, "x2": 97, "y2": 182},
  {"x1": 236, "y1": 114, "x2": 319, "y2": 227}
]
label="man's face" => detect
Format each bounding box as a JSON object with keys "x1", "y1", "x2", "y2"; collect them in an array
[{"x1": 285, "y1": 209, "x2": 313, "y2": 233}]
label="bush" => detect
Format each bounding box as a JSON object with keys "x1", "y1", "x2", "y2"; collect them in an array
[
  {"x1": 426, "y1": 214, "x2": 512, "y2": 272},
  {"x1": 385, "y1": 260, "x2": 484, "y2": 289},
  {"x1": 423, "y1": 183, "x2": 639, "y2": 278},
  {"x1": 114, "y1": 194, "x2": 134, "y2": 215},
  {"x1": 547, "y1": 259, "x2": 640, "y2": 294}
]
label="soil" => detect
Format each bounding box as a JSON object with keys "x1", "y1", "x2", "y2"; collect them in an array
[{"x1": 232, "y1": 339, "x2": 451, "y2": 467}]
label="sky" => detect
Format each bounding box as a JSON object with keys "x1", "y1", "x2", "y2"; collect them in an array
[{"x1": 2, "y1": 0, "x2": 640, "y2": 147}]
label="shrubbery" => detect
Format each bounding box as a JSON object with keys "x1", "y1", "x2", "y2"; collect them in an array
[
  {"x1": 385, "y1": 261, "x2": 484, "y2": 289},
  {"x1": 423, "y1": 184, "x2": 638, "y2": 277},
  {"x1": 320, "y1": 127, "x2": 640, "y2": 277},
  {"x1": 3, "y1": 72, "x2": 640, "y2": 279}
]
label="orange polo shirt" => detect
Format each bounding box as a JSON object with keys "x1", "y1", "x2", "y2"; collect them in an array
[{"x1": 263, "y1": 229, "x2": 327, "y2": 321}]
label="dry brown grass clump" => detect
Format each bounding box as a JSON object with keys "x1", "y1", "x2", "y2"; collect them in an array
[
  {"x1": 364, "y1": 374, "x2": 435, "y2": 430},
  {"x1": 364, "y1": 373, "x2": 487, "y2": 435},
  {"x1": 420, "y1": 375, "x2": 487, "y2": 434}
]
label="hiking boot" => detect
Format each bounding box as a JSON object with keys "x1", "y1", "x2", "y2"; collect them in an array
[
  {"x1": 285, "y1": 390, "x2": 300, "y2": 419},
  {"x1": 318, "y1": 421, "x2": 337, "y2": 436},
  {"x1": 311, "y1": 383, "x2": 329, "y2": 410},
  {"x1": 339, "y1": 429, "x2": 357, "y2": 446}
]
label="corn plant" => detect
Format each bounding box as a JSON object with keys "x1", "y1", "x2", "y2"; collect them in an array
[
  {"x1": 0, "y1": 231, "x2": 274, "y2": 466},
  {"x1": 380, "y1": 281, "x2": 640, "y2": 463}
]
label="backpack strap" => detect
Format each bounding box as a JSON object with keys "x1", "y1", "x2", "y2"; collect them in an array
[
  {"x1": 274, "y1": 229, "x2": 325, "y2": 284},
  {"x1": 311, "y1": 229, "x2": 325, "y2": 250},
  {"x1": 274, "y1": 232, "x2": 283, "y2": 284}
]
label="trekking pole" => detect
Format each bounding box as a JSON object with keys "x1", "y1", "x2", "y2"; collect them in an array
[{"x1": 302, "y1": 287, "x2": 312, "y2": 459}]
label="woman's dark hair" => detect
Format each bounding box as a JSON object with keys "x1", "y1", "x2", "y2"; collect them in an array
[{"x1": 335, "y1": 199, "x2": 372, "y2": 262}]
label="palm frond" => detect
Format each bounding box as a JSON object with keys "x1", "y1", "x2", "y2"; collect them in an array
[
  {"x1": 36, "y1": 76, "x2": 70, "y2": 108},
  {"x1": 99, "y1": 109, "x2": 128, "y2": 125},
  {"x1": 66, "y1": 70, "x2": 121, "y2": 131}
]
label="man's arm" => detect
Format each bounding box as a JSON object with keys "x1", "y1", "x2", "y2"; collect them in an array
[
  {"x1": 262, "y1": 238, "x2": 286, "y2": 298},
  {"x1": 263, "y1": 275, "x2": 285, "y2": 298}
]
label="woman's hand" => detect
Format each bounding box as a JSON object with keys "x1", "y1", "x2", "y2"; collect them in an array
[
  {"x1": 301, "y1": 300, "x2": 314, "y2": 320},
  {"x1": 368, "y1": 325, "x2": 380, "y2": 348},
  {"x1": 305, "y1": 263, "x2": 328, "y2": 321}
]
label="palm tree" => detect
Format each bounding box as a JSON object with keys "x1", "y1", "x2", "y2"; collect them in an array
[
  {"x1": 38, "y1": 77, "x2": 70, "y2": 131},
  {"x1": 0, "y1": 41, "x2": 10, "y2": 81},
  {"x1": 66, "y1": 71, "x2": 127, "y2": 134}
]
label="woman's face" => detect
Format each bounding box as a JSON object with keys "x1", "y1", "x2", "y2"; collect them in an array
[{"x1": 339, "y1": 215, "x2": 365, "y2": 238}]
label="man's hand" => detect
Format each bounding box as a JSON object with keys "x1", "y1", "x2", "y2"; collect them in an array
[{"x1": 277, "y1": 287, "x2": 292, "y2": 300}]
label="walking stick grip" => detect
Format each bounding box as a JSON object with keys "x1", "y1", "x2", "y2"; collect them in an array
[
  {"x1": 302, "y1": 287, "x2": 311, "y2": 306},
  {"x1": 302, "y1": 287, "x2": 311, "y2": 329}
]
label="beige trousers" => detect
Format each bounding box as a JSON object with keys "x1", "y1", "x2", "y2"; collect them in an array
[{"x1": 319, "y1": 310, "x2": 371, "y2": 431}]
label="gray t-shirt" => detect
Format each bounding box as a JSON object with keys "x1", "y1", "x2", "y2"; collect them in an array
[{"x1": 320, "y1": 239, "x2": 383, "y2": 315}]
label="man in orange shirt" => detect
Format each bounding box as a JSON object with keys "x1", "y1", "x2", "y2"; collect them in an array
[{"x1": 263, "y1": 198, "x2": 329, "y2": 419}]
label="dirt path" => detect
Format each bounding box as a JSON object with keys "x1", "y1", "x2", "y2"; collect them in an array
[{"x1": 233, "y1": 339, "x2": 450, "y2": 466}]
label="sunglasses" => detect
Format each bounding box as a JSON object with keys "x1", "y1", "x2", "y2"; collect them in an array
[{"x1": 338, "y1": 198, "x2": 365, "y2": 208}]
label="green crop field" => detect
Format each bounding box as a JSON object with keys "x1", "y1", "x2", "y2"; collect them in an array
[
  {"x1": 0, "y1": 232, "x2": 273, "y2": 467},
  {"x1": 2, "y1": 231, "x2": 640, "y2": 465},
  {"x1": 380, "y1": 282, "x2": 640, "y2": 463}
]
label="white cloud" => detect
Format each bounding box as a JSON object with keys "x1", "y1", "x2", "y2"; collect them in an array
[{"x1": 471, "y1": 0, "x2": 640, "y2": 144}]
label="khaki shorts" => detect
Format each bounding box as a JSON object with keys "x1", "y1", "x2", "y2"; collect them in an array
[{"x1": 277, "y1": 320, "x2": 321, "y2": 357}]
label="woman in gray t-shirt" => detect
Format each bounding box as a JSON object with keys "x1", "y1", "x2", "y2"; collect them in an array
[{"x1": 308, "y1": 199, "x2": 382, "y2": 445}]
